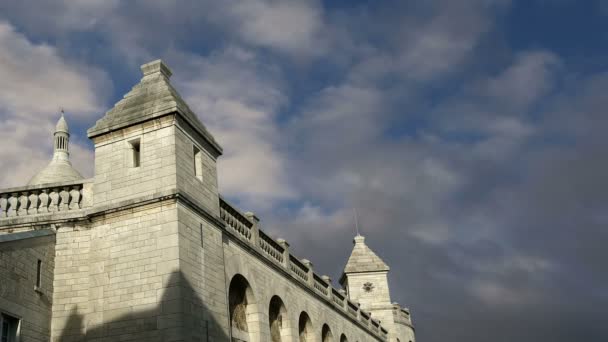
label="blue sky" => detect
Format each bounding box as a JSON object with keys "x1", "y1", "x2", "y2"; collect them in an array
[{"x1": 1, "y1": 1, "x2": 607, "y2": 341}]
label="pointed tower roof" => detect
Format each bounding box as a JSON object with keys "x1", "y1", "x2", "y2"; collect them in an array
[
  {"x1": 342, "y1": 235, "x2": 389, "y2": 278},
  {"x1": 28, "y1": 114, "x2": 84, "y2": 185},
  {"x1": 56, "y1": 113, "x2": 69, "y2": 133},
  {"x1": 87, "y1": 59, "x2": 222, "y2": 155}
]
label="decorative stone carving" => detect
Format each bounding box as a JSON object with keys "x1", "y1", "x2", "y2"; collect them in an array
[
  {"x1": 38, "y1": 190, "x2": 49, "y2": 214},
  {"x1": 59, "y1": 187, "x2": 70, "y2": 211},
  {"x1": 69, "y1": 186, "x2": 81, "y2": 210},
  {"x1": 18, "y1": 192, "x2": 29, "y2": 216},
  {"x1": 28, "y1": 191, "x2": 39, "y2": 215},
  {"x1": 0, "y1": 194, "x2": 7, "y2": 218},
  {"x1": 7, "y1": 193, "x2": 17, "y2": 217}
]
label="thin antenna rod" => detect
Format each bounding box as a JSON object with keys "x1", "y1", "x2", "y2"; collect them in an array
[{"x1": 353, "y1": 207, "x2": 361, "y2": 236}]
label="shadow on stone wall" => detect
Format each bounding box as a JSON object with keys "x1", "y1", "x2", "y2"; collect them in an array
[{"x1": 57, "y1": 271, "x2": 230, "y2": 341}]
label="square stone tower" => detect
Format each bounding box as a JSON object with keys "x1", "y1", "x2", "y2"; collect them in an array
[
  {"x1": 340, "y1": 235, "x2": 416, "y2": 342},
  {"x1": 48, "y1": 60, "x2": 231, "y2": 341}
]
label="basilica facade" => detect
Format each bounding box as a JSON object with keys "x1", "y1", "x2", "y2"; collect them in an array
[{"x1": 0, "y1": 60, "x2": 415, "y2": 342}]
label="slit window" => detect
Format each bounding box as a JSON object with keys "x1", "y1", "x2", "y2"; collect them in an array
[
  {"x1": 36, "y1": 259, "x2": 42, "y2": 288},
  {"x1": 193, "y1": 145, "x2": 203, "y2": 181},
  {"x1": 129, "y1": 139, "x2": 141, "y2": 168}
]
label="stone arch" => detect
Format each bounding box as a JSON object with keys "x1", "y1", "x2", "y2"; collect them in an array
[
  {"x1": 321, "y1": 324, "x2": 334, "y2": 342},
  {"x1": 340, "y1": 333, "x2": 348, "y2": 342},
  {"x1": 229, "y1": 274, "x2": 261, "y2": 342},
  {"x1": 268, "y1": 295, "x2": 290, "y2": 342},
  {"x1": 298, "y1": 311, "x2": 313, "y2": 342}
]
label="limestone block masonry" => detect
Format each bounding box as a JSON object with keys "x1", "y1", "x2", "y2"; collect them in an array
[{"x1": 0, "y1": 59, "x2": 415, "y2": 342}]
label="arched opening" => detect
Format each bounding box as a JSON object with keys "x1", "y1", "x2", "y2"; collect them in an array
[
  {"x1": 340, "y1": 333, "x2": 348, "y2": 342},
  {"x1": 298, "y1": 311, "x2": 313, "y2": 342},
  {"x1": 269, "y1": 295, "x2": 290, "y2": 342},
  {"x1": 229, "y1": 274, "x2": 259, "y2": 342},
  {"x1": 322, "y1": 324, "x2": 333, "y2": 342}
]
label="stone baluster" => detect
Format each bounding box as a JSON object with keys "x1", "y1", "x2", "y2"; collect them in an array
[
  {"x1": 321, "y1": 275, "x2": 332, "y2": 299},
  {"x1": 18, "y1": 192, "x2": 29, "y2": 216},
  {"x1": 244, "y1": 211, "x2": 260, "y2": 246},
  {"x1": 276, "y1": 238, "x2": 290, "y2": 268},
  {"x1": 38, "y1": 189, "x2": 49, "y2": 214},
  {"x1": 7, "y1": 193, "x2": 18, "y2": 217},
  {"x1": 69, "y1": 186, "x2": 81, "y2": 210},
  {"x1": 301, "y1": 259, "x2": 314, "y2": 287},
  {"x1": 59, "y1": 187, "x2": 70, "y2": 211},
  {"x1": 49, "y1": 189, "x2": 59, "y2": 212},
  {"x1": 27, "y1": 191, "x2": 39, "y2": 215},
  {"x1": 0, "y1": 194, "x2": 7, "y2": 218}
]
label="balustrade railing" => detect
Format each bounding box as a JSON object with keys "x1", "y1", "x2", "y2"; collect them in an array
[
  {"x1": 371, "y1": 320, "x2": 380, "y2": 333},
  {"x1": 289, "y1": 255, "x2": 309, "y2": 282},
  {"x1": 219, "y1": 199, "x2": 252, "y2": 241},
  {"x1": 347, "y1": 301, "x2": 358, "y2": 318},
  {"x1": 258, "y1": 230, "x2": 284, "y2": 263},
  {"x1": 313, "y1": 274, "x2": 329, "y2": 296},
  {"x1": 0, "y1": 182, "x2": 85, "y2": 218},
  {"x1": 332, "y1": 288, "x2": 345, "y2": 307},
  {"x1": 218, "y1": 197, "x2": 388, "y2": 340}
]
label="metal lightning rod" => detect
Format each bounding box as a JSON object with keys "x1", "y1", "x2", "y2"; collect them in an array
[{"x1": 353, "y1": 207, "x2": 361, "y2": 236}]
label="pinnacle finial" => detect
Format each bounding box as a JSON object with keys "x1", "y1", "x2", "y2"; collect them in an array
[{"x1": 140, "y1": 59, "x2": 172, "y2": 78}]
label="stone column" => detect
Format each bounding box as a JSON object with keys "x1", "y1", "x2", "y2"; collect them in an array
[
  {"x1": 301, "y1": 259, "x2": 314, "y2": 287},
  {"x1": 0, "y1": 194, "x2": 8, "y2": 218},
  {"x1": 244, "y1": 211, "x2": 260, "y2": 246},
  {"x1": 321, "y1": 275, "x2": 332, "y2": 299},
  {"x1": 276, "y1": 238, "x2": 290, "y2": 268}
]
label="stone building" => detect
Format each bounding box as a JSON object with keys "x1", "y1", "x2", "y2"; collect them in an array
[{"x1": 0, "y1": 60, "x2": 416, "y2": 342}]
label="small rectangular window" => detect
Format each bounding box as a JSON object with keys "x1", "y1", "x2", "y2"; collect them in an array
[
  {"x1": 193, "y1": 145, "x2": 203, "y2": 181},
  {"x1": 129, "y1": 139, "x2": 141, "y2": 168},
  {"x1": 36, "y1": 259, "x2": 42, "y2": 288},
  {"x1": 0, "y1": 314, "x2": 18, "y2": 342}
]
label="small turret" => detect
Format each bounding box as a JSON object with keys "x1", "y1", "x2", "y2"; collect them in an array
[
  {"x1": 28, "y1": 113, "x2": 84, "y2": 185},
  {"x1": 340, "y1": 234, "x2": 415, "y2": 342}
]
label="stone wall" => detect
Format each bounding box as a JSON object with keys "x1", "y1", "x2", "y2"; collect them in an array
[
  {"x1": 48, "y1": 200, "x2": 226, "y2": 341},
  {"x1": 91, "y1": 115, "x2": 178, "y2": 206},
  {"x1": 0, "y1": 234, "x2": 55, "y2": 341},
  {"x1": 223, "y1": 232, "x2": 385, "y2": 342}
]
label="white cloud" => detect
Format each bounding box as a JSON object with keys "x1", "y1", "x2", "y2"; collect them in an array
[
  {"x1": 0, "y1": 21, "x2": 108, "y2": 119},
  {"x1": 171, "y1": 48, "x2": 295, "y2": 206},
  {"x1": 226, "y1": 0, "x2": 325, "y2": 57},
  {"x1": 484, "y1": 51, "x2": 561, "y2": 109},
  {"x1": 0, "y1": 20, "x2": 106, "y2": 187}
]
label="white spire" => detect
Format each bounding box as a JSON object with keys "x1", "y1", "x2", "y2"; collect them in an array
[
  {"x1": 28, "y1": 112, "x2": 83, "y2": 185},
  {"x1": 53, "y1": 112, "x2": 70, "y2": 161}
]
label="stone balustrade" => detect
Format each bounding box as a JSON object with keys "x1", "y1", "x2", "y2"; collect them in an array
[
  {"x1": 217, "y1": 198, "x2": 388, "y2": 340},
  {"x1": 219, "y1": 199, "x2": 252, "y2": 241},
  {"x1": 258, "y1": 230, "x2": 284, "y2": 263},
  {"x1": 0, "y1": 181, "x2": 87, "y2": 218},
  {"x1": 289, "y1": 255, "x2": 309, "y2": 282}
]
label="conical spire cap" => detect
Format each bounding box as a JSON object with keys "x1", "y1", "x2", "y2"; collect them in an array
[{"x1": 55, "y1": 113, "x2": 69, "y2": 134}]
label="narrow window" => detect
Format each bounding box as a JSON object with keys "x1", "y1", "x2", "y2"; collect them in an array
[
  {"x1": 129, "y1": 139, "x2": 141, "y2": 167},
  {"x1": 36, "y1": 259, "x2": 42, "y2": 288},
  {"x1": 193, "y1": 145, "x2": 203, "y2": 181},
  {"x1": 0, "y1": 314, "x2": 18, "y2": 342}
]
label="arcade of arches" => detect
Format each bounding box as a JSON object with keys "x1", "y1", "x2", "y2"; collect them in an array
[{"x1": 228, "y1": 274, "x2": 357, "y2": 342}]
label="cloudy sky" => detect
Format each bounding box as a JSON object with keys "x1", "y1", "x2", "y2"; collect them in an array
[{"x1": 1, "y1": 0, "x2": 607, "y2": 340}]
